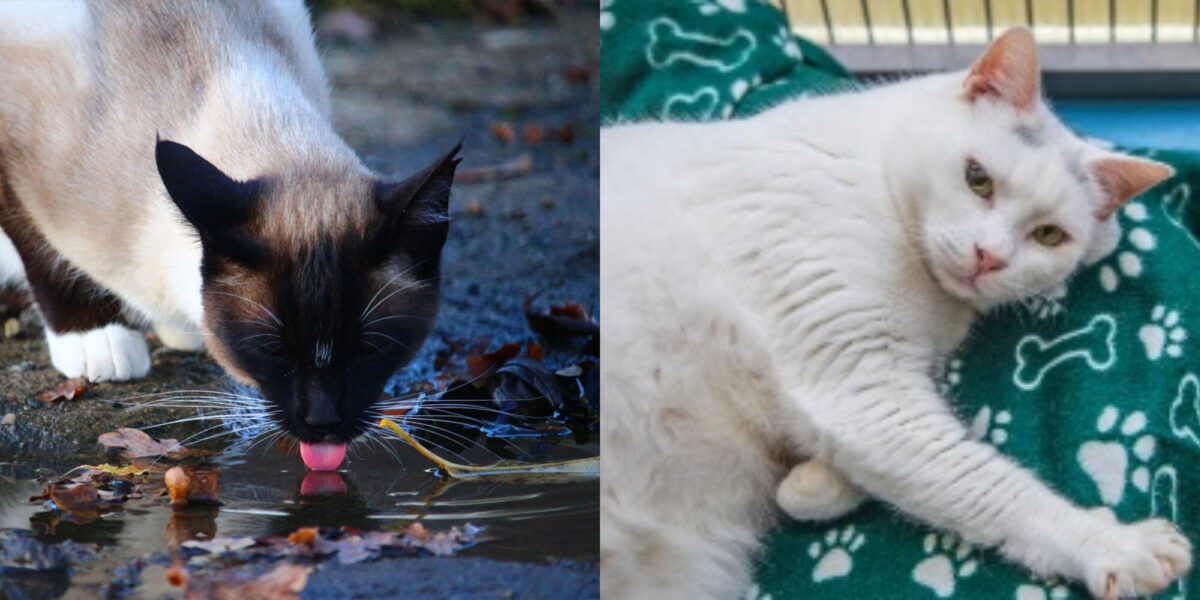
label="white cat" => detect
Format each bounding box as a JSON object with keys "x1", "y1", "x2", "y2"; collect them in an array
[{"x1": 600, "y1": 28, "x2": 1189, "y2": 599}]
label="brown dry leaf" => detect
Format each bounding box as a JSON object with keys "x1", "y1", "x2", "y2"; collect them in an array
[
  {"x1": 455, "y1": 154, "x2": 533, "y2": 183},
  {"x1": 166, "y1": 561, "x2": 188, "y2": 587},
  {"x1": 464, "y1": 342, "x2": 522, "y2": 383},
  {"x1": 40, "y1": 377, "x2": 90, "y2": 403},
  {"x1": 48, "y1": 483, "x2": 101, "y2": 519},
  {"x1": 287, "y1": 527, "x2": 319, "y2": 545},
  {"x1": 98, "y1": 428, "x2": 212, "y2": 460},
  {"x1": 488, "y1": 121, "x2": 514, "y2": 143},
  {"x1": 165, "y1": 465, "x2": 221, "y2": 507},
  {"x1": 556, "y1": 123, "x2": 577, "y2": 144},
  {"x1": 524, "y1": 297, "x2": 599, "y2": 338},
  {"x1": 522, "y1": 123, "x2": 545, "y2": 144},
  {"x1": 176, "y1": 563, "x2": 309, "y2": 600}
]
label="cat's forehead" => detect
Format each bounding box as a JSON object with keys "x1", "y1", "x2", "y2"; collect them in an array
[{"x1": 257, "y1": 171, "x2": 376, "y2": 243}]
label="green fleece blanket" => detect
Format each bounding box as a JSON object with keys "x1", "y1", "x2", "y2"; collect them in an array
[{"x1": 602, "y1": 2, "x2": 1200, "y2": 599}]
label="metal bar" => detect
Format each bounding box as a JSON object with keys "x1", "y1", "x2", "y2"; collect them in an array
[
  {"x1": 943, "y1": 0, "x2": 954, "y2": 44},
  {"x1": 860, "y1": 0, "x2": 875, "y2": 45},
  {"x1": 1109, "y1": 0, "x2": 1116, "y2": 43},
  {"x1": 1025, "y1": 0, "x2": 1033, "y2": 27},
  {"x1": 1151, "y1": 0, "x2": 1159, "y2": 43},
  {"x1": 820, "y1": 0, "x2": 835, "y2": 45},
  {"x1": 1068, "y1": 0, "x2": 1076, "y2": 44},
  {"x1": 779, "y1": 0, "x2": 790, "y2": 21},
  {"x1": 1195, "y1": 0, "x2": 1199, "y2": 42},
  {"x1": 984, "y1": 0, "x2": 994, "y2": 40},
  {"x1": 902, "y1": 0, "x2": 914, "y2": 44}
]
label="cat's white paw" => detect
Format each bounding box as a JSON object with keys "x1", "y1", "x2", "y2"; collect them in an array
[
  {"x1": 776, "y1": 459, "x2": 864, "y2": 521},
  {"x1": 46, "y1": 324, "x2": 151, "y2": 382},
  {"x1": 152, "y1": 322, "x2": 206, "y2": 351},
  {"x1": 1082, "y1": 518, "x2": 1191, "y2": 600}
]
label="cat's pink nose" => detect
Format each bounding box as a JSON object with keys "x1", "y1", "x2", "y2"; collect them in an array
[{"x1": 974, "y1": 246, "x2": 1006, "y2": 276}]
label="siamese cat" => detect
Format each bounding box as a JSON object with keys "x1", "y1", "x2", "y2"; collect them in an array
[
  {"x1": 601, "y1": 29, "x2": 1190, "y2": 599},
  {"x1": 0, "y1": 0, "x2": 458, "y2": 467}
]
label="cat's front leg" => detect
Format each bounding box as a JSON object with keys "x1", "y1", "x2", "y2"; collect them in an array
[
  {"x1": 0, "y1": 205, "x2": 149, "y2": 382},
  {"x1": 809, "y1": 376, "x2": 1191, "y2": 598}
]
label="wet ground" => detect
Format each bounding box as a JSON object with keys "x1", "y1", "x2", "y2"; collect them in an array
[{"x1": 0, "y1": 5, "x2": 598, "y2": 599}]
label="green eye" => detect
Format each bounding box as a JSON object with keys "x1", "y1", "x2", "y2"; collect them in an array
[
  {"x1": 1031, "y1": 225, "x2": 1068, "y2": 247},
  {"x1": 966, "y1": 159, "x2": 993, "y2": 198}
]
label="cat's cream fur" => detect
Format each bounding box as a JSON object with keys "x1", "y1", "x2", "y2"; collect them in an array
[
  {"x1": 601, "y1": 29, "x2": 1189, "y2": 599},
  {"x1": 0, "y1": 0, "x2": 351, "y2": 380}
]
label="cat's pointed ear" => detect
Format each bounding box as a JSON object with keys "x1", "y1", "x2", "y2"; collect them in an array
[
  {"x1": 1092, "y1": 155, "x2": 1174, "y2": 220},
  {"x1": 964, "y1": 27, "x2": 1040, "y2": 111},
  {"x1": 369, "y1": 142, "x2": 461, "y2": 263},
  {"x1": 156, "y1": 138, "x2": 265, "y2": 265}
]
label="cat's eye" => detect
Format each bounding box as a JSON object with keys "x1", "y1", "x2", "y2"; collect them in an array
[
  {"x1": 965, "y1": 159, "x2": 993, "y2": 199},
  {"x1": 1031, "y1": 225, "x2": 1069, "y2": 247}
]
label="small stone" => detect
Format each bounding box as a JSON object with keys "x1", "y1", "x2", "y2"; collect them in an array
[
  {"x1": 464, "y1": 200, "x2": 485, "y2": 217},
  {"x1": 0, "y1": 413, "x2": 13, "y2": 426},
  {"x1": 3, "y1": 318, "x2": 20, "y2": 339},
  {"x1": 8, "y1": 361, "x2": 34, "y2": 373},
  {"x1": 539, "y1": 196, "x2": 556, "y2": 210}
]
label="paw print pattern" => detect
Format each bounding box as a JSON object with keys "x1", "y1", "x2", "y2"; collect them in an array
[
  {"x1": 1015, "y1": 579, "x2": 1071, "y2": 600},
  {"x1": 912, "y1": 533, "x2": 978, "y2": 598},
  {"x1": 600, "y1": 0, "x2": 614, "y2": 31},
  {"x1": 969, "y1": 405, "x2": 1012, "y2": 446},
  {"x1": 1139, "y1": 305, "x2": 1187, "y2": 361},
  {"x1": 1099, "y1": 202, "x2": 1156, "y2": 293},
  {"x1": 1077, "y1": 406, "x2": 1156, "y2": 506},
  {"x1": 807, "y1": 526, "x2": 865, "y2": 583},
  {"x1": 692, "y1": 0, "x2": 747, "y2": 15},
  {"x1": 937, "y1": 358, "x2": 963, "y2": 395},
  {"x1": 741, "y1": 584, "x2": 774, "y2": 600},
  {"x1": 770, "y1": 25, "x2": 803, "y2": 59}
]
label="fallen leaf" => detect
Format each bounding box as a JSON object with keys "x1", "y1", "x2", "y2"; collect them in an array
[
  {"x1": 556, "y1": 123, "x2": 577, "y2": 143},
  {"x1": 173, "y1": 562, "x2": 309, "y2": 600},
  {"x1": 287, "y1": 527, "x2": 319, "y2": 545},
  {"x1": 464, "y1": 342, "x2": 522, "y2": 383},
  {"x1": 181, "y1": 536, "x2": 256, "y2": 554},
  {"x1": 522, "y1": 123, "x2": 545, "y2": 144},
  {"x1": 455, "y1": 154, "x2": 533, "y2": 183},
  {"x1": 379, "y1": 418, "x2": 598, "y2": 480},
  {"x1": 40, "y1": 378, "x2": 90, "y2": 403},
  {"x1": 97, "y1": 428, "x2": 212, "y2": 460},
  {"x1": 165, "y1": 465, "x2": 221, "y2": 507},
  {"x1": 524, "y1": 297, "x2": 599, "y2": 338},
  {"x1": 489, "y1": 121, "x2": 514, "y2": 143}
]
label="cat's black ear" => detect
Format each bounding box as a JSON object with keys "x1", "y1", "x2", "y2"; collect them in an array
[
  {"x1": 156, "y1": 138, "x2": 266, "y2": 265},
  {"x1": 368, "y1": 142, "x2": 461, "y2": 264},
  {"x1": 964, "y1": 27, "x2": 1040, "y2": 111}
]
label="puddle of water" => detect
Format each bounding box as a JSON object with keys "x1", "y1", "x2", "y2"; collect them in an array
[{"x1": 0, "y1": 433, "x2": 597, "y2": 599}]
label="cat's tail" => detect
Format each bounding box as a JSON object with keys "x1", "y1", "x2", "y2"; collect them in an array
[{"x1": 601, "y1": 492, "x2": 759, "y2": 600}]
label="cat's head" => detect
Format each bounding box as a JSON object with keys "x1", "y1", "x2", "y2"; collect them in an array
[
  {"x1": 891, "y1": 28, "x2": 1172, "y2": 311},
  {"x1": 156, "y1": 140, "x2": 459, "y2": 444}
]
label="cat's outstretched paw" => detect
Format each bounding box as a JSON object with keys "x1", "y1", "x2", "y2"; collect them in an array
[
  {"x1": 776, "y1": 459, "x2": 865, "y2": 521},
  {"x1": 1083, "y1": 518, "x2": 1191, "y2": 600},
  {"x1": 46, "y1": 324, "x2": 151, "y2": 382}
]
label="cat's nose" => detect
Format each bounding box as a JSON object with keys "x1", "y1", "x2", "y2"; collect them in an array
[
  {"x1": 303, "y1": 388, "x2": 341, "y2": 430},
  {"x1": 974, "y1": 245, "x2": 1007, "y2": 276}
]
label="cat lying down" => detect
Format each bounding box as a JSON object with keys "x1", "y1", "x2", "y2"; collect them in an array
[
  {"x1": 0, "y1": 1, "x2": 458, "y2": 470},
  {"x1": 601, "y1": 28, "x2": 1189, "y2": 599}
]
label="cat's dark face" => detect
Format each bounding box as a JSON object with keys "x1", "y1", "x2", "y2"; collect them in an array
[{"x1": 156, "y1": 139, "x2": 458, "y2": 443}]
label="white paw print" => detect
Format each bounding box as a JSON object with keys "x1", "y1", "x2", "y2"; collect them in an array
[
  {"x1": 600, "y1": 0, "x2": 614, "y2": 31},
  {"x1": 770, "y1": 25, "x2": 803, "y2": 59},
  {"x1": 692, "y1": 0, "x2": 747, "y2": 15},
  {"x1": 912, "y1": 533, "x2": 978, "y2": 598},
  {"x1": 1139, "y1": 305, "x2": 1187, "y2": 361},
  {"x1": 937, "y1": 358, "x2": 963, "y2": 395},
  {"x1": 741, "y1": 583, "x2": 774, "y2": 600},
  {"x1": 1098, "y1": 203, "x2": 1156, "y2": 293},
  {"x1": 1015, "y1": 579, "x2": 1071, "y2": 600},
  {"x1": 807, "y1": 525, "x2": 865, "y2": 583},
  {"x1": 1020, "y1": 283, "x2": 1068, "y2": 320},
  {"x1": 1077, "y1": 406, "x2": 1156, "y2": 506},
  {"x1": 969, "y1": 405, "x2": 1012, "y2": 446}
]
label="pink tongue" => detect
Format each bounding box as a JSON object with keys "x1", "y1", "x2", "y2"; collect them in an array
[{"x1": 300, "y1": 442, "x2": 346, "y2": 471}]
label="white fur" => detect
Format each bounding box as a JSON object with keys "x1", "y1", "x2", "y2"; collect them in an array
[
  {"x1": 46, "y1": 324, "x2": 150, "y2": 382},
  {"x1": 601, "y1": 63, "x2": 1188, "y2": 600},
  {"x1": 0, "y1": 1, "x2": 88, "y2": 43},
  {"x1": 0, "y1": 229, "x2": 27, "y2": 288}
]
